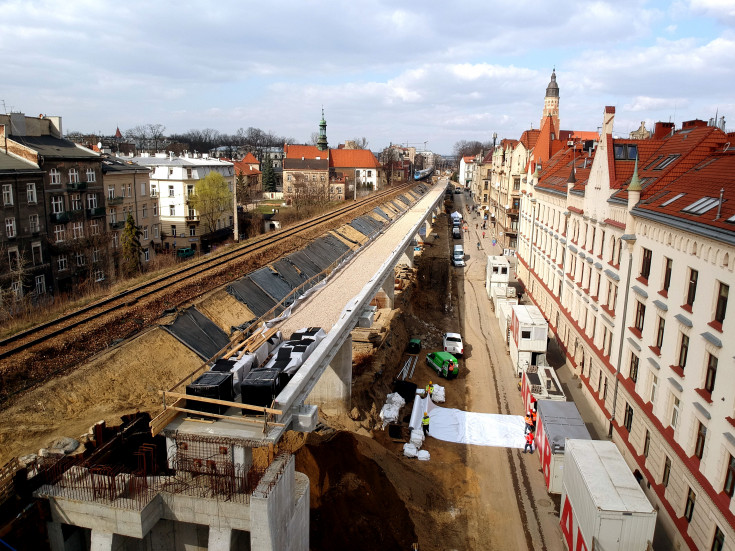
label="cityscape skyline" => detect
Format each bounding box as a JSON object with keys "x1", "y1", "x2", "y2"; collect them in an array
[{"x1": 1, "y1": 0, "x2": 733, "y2": 154}]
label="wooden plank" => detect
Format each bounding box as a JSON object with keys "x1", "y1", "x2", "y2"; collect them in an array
[
  {"x1": 159, "y1": 391, "x2": 283, "y2": 415},
  {"x1": 150, "y1": 399, "x2": 186, "y2": 435},
  {"x1": 171, "y1": 406, "x2": 285, "y2": 427}
]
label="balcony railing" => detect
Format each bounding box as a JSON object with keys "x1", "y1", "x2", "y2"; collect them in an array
[
  {"x1": 67, "y1": 182, "x2": 87, "y2": 191},
  {"x1": 109, "y1": 221, "x2": 125, "y2": 230},
  {"x1": 51, "y1": 212, "x2": 70, "y2": 223},
  {"x1": 186, "y1": 215, "x2": 199, "y2": 222},
  {"x1": 150, "y1": 191, "x2": 158, "y2": 198},
  {"x1": 87, "y1": 207, "x2": 105, "y2": 218},
  {"x1": 107, "y1": 196, "x2": 124, "y2": 205}
]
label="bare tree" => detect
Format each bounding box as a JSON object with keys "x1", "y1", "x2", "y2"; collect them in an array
[
  {"x1": 308, "y1": 132, "x2": 320, "y2": 146},
  {"x1": 351, "y1": 137, "x2": 369, "y2": 149},
  {"x1": 290, "y1": 173, "x2": 328, "y2": 217},
  {"x1": 453, "y1": 140, "x2": 487, "y2": 159},
  {"x1": 146, "y1": 124, "x2": 166, "y2": 152}
]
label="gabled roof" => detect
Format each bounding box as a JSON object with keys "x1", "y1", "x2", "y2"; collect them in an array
[
  {"x1": 242, "y1": 152, "x2": 259, "y2": 164},
  {"x1": 0, "y1": 149, "x2": 41, "y2": 172},
  {"x1": 535, "y1": 144, "x2": 595, "y2": 196},
  {"x1": 519, "y1": 129, "x2": 540, "y2": 150},
  {"x1": 284, "y1": 144, "x2": 326, "y2": 160},
  {"x1": 329, "y1": 149, "x2": 380, "y2": 169},
  {"x1": 462, "y1": 155, "x2": 475, "y2": 163},
  {"x1": 9, "y1": 134, "x2": 99, "y2": 159},
  {"x1": 233, "y1": 159, "x2": 261, "y2": 176}
]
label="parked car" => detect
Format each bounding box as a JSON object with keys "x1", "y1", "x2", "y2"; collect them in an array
[
  {"x1": 426, "y1": 351, "x2": 460, "y2": 379},
  {"x1": 452, "y1": 244, "x2": 465, "y2": 267},
  {"x1": 443, "y1": 332, "x2": 464, "y2": 356},
  {"x1": 452, "y1": 226, "x2": 462, "y2": 239},
  {"x1": 176, "y1": 247, "x2": 195, "y2": 258}
]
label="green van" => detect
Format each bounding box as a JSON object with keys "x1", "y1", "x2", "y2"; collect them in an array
[{"x1": 426, "y1": 351, "x2": 459, "y2": 379}]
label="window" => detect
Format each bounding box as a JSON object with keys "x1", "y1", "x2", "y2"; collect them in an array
[
  {"x1": 168, "y1": 185, "x2": 175, "y2": 197},
  {"x1": 671, "y1": 396, "x2": 681, "y2": 429},
  {"x1": 26, "y1": 183, "x2": 37, "y2": 204},
  {"x1": 169, "y1": 168, "x2": 174, "y2": 176},
  {"x1": 705, "y1": 354, "x2": 718, "y2": 393},
  {"x1": 54, "y1": 225, "x2": 65, "y2": 242},
  {"x1": 655, "y1": 316, "x2": 665, "y2": 350},
  {"x1": 32, "y1": 243, "x2": 41, "y2": 265},
  {"x1": 140, "y1": 182, "x2": 146, "y2": 196},
  {"x1": 694, "y1": 422, "x2": 707, "y2": 460},
  {"x1": 712, "y1": 526, "x2": 725, "y2": 551},
  {"x1": 153, "y1": 225, "x2": 159, "y2": 238},
  {"x1": 109, "y1": 208, "x2": 117, "y2": 224},
  {"x1": 57, "y1": 255, "x2": 68, "y2": 271},
  {"x1": 49, "y1": 168, "x2": 60, "y2": 185},
  {"x1": 35, "y1": 275, "x2": 45, "y2": 295},
  {"x1": 87, "y1": 194, "x2": 98, "y2": 209},
  {"x1": 153, "y1": 202, "x2": 158, "y2": 216},
  {"x1": 684, "y1": 488, "x2": 696, "y2": 522},
  {"x1": 72, "y1": 222, "x2": 84, "y2": 240},
  {"x1": 170, "y1": 225, "x2": 176, "y2": 237},
  {"x1": 142, "y1": 204, "x2": 147, "y2": 218},
  {"x1": 169, "y1": 205, "x2": 175, "y2": 216},
  {"x1": 143, "y1": 248, "x2": 150, "y2": 262},
  {"x1": 623, "y1": 403, "x2": 634, "y2": 432},
  {"x1": 10, "y1": 280, "x2": 22, "y2": 299},
  {"x1": 27, "y1": 214, "x2": 39, "y2": 234},
  {"x1": 189, "y1": 226, "x2": 196, "y2": 237},
  {"x1": 724, "y1": 455, "x2": 735, "y2": 498},
  {"x1": 603, "y1": 377, "x2": 608, "y2": 400},
  {"x1": 94, "y1": 270, "x2": 104, "y2": 282},
  {"x1": 2, "y1": 184, "x2": 12, "y2": 205},
  {"x1": 92, "y1": 249, "x2": 100, "y2": 263},
  {"x1": 151, "y1": 186, "x2": 158, "y2": 197},
  {"x1": 5, "y1": 217, "x2": 16, "y2": 238},
  {"x1": 90, "y1": 219, "x2": 99, "y2": 235},
  {"x1": 367, "y1": 170, "x2": 372, "y2": 177},
  {"x1": 7, "y1": 248, "x2": 18, "y2": 270},
  {"x1": 108, "y1": 186, "x2": 115, "y2": 200},
  {"x1": 75, "y1": 252, "x2": 86, "y2": 266},
  {"x1": 86, "y1": 168, "x2": 96, "y2": 182},
  {"x1": 629, "y1": 353, "x2": 639, "y2": 383},
  {"x1": 127, "y1": 183, "x2": 132, "y2": 197},
  {"x1": 186, "y1": 168, "x2": 192, "y2": 178},
  {"x1": 643, "y1": 429, "x2": 651, "y2": 458},
  {"x1": 662, "y1": 456, "x2": 671, "y2": 487},
  {"x1": 143, "y1": 226, "x2": 148, "y2": 240},
  {"x1": 678, "y1": 334, "x2": 689, "y2": 369},
  {"x1": 634, "y1": 301, "x2": 646, "y2": 332},
  {"x1": 68, "y1": 169, "x2": 79, "y2": 184},
  {"x1": 111, "y1": 232, "x2": 118, "y2": 249},
  {"x1": 51, "y1": 196, "x2": 64, "y2": 214},
  {"x1": 188, "y1": 207, "x2": 195, "y2": 219},
  {"x1": 650, "y1": 374, "x2": 658, "y2": 403},
  {"x1": 715, "y1": 282, "x2": 728, "y2": 324},
  {"x1": 186, "y1": 184, "x2": 194, "y2": 197},
  {"x1": 640, "y1": 248, "x2": 652, "y2": 280},
  {"x1": 686, "y1": 268, "x2": 698, "y2": 308},
  {"x1": 71, "y1": 193, "x2": 81, "y2": 211}
]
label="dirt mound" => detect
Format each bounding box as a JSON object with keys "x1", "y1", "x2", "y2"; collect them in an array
[{"x1": 296, "y1": 430, "x2": 417, "y2": 551}]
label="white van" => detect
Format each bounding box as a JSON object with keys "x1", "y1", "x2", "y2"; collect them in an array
[{"x1": 452, "y1": 244, "x2": 465, "y2": 267}]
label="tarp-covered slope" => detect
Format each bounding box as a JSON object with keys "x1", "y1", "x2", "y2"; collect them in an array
[{"x1": 163, "y1": 306, "x2": 231, "y2": 360}]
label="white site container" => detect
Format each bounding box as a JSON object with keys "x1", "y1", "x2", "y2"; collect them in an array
[
  {"x1": 497, "y1": 300, "x2": 514, "y2": 346},
  {"x1": 509, "y1": 305, "x2": 548, "y2": 376},
  {"x1": 534, "y1": 400, "x2": 590, "y2": 494},
  {"x1": 486, "y1": 255, "x2": 510, "y2": 297},
  {"x1": 493, "y1": 286, "x2": 518, "y2": 319},
  {"x1": 560, "y1": 440, "x2": 656, "y2": 551},
  {"x1": 520, "y1": 359, "x2": 565, "y2": 414}
]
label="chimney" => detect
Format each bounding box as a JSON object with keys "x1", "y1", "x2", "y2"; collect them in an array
[
  {"x1": 653, "y1": 122, "x2": 675, "y2": 139},
  {"x1": 46, "y1": 116, "x2": 62, "y2": 138},
  {"x1": 602, "y1": 106, "x2": 615, "y2": 137}
]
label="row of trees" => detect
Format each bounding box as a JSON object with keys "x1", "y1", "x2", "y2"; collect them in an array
[{"x1": 453, "y1": 139, "x2": 495, "y2": 160}]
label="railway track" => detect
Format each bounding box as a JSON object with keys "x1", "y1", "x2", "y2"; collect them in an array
[{"x1": 0, "y1": 183, "x2": 415, "y2": 365}]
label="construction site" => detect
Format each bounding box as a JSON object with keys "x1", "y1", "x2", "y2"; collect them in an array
[{"x1": 0, "y1": 180, "x2": 573, "y2": 550}]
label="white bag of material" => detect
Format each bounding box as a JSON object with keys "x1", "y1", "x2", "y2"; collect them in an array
[
  {"x1": 431, "y1": 385, "x2": 446, "y2": 404},
  {"x1": 410, "y1": 429, "x2": 424, "y2": 448},
  {"x1": 380, "y1": 403, "x2": 401, "y2": 427},
  {"x1": 417, "y1": 450, "x2": 430, "y2": 461},
  {"x1": 385, "y1": 392, "x2": 406, "y2": 409},
  {"x1": 403, "y1": 443, "x2": 418, "y2": 458}
]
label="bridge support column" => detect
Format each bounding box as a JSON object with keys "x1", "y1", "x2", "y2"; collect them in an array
[
  {"x1": 308, "y1": 336, "x2": 352, "y2": 413},
  {"x1": 399, "y1": 244, "x2": 414, "y2": 268}
]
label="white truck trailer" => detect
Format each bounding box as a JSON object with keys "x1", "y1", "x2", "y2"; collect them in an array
[
  {"x1": 560, "y1": 439, "x2": 656, "y2": 551},
  {"x1": 509, "y1": 304, "x2": 548, "y2": 376}
]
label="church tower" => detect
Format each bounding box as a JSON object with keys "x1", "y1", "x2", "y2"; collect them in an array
[
  {"x1": 541, "y1": 69, "x2": 560, "y2": 133},
  {"x1": 317, "y1": 108, "x2": 328, "y2": 151}
]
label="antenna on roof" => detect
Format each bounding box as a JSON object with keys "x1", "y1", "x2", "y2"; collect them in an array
[{"x1": 716, "y1": 188, "x2": 724, "y2": 220}]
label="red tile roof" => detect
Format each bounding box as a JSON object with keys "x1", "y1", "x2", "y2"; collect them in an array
[
  {"x1": 329, "y1": 149, "x2": 380, "y2": 168},
  {"x1": 242, "y1": 152, "x2": 258, "y2": 164},
  {"x1": 233, "y1": 160, "x2": 261, "y2": 176},
  {"x1": 535, "y1": 143, "x2": 596, "y2": 196},
  {"x1": 520, "y1": 129, "x2": 540, "y2": 150},
  {"x1": 284, "y1": 144, "x2": 326, "y2": 160},
  {"x1": 463, "y1": 156, "x2": 475, "y2": 163}
]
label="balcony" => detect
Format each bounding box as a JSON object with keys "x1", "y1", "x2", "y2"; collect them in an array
[
  {"x1": 107, "y1": 196, "x2": 124, "y2": 205},
  {"x1": 87, "y1": 207, "x2": 105, "y2": 218},
  {"x1": 150, "y1": 191, "x2": 159, "y2": 198},
  {"x1": 185, "y1": 215, "x2": 200, "y2": 223},
  {"x1": 109, "y1": 221, "x2": 125, "y2": 230},
  {"x1": 69, "y1": 209, "x2": 85, "y2": 221},
  {"x1": 51, "y1": 212, "x2": 70, "y2": 223},
  {"x1": 67, "y1": 182, "x2": 87, "y2": 191}
]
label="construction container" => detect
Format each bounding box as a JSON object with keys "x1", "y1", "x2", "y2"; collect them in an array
[
  {"x1": 497, "y1": 300, "x2": 514, "y2": 345},
  {"x1": 520, "y1": 357, "x2": 565, "y2": 413},
  {"x1": 534, "y1": 401, "x2": 591, "y2": 494},
  {"x1": 560, "y1": 440, "x2": 656, "y2": 551},
  {"x1": 509, "y1": 305, "x2": 548, "y2": 376},
  {"x1": 186, "y1": 371, "x2": 234, "y2": 415},
  {"x1": 240, "y1": 368, "x2": 288, "y2": 409},
  {"x1": 486, "y1": 255, "x2": 510, "y2": 297}
]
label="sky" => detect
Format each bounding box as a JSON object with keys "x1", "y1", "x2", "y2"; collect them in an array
[{"x1": 1, "y1": 0, "x2": 733, "y2": 155}]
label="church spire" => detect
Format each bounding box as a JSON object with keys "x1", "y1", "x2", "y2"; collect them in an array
[{"x1": 317, "y1": 108, "x2": 328, "y2": 151}]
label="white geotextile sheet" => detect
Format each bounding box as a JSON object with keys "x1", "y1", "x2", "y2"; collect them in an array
[{"x1": 409, "y1": 396, "x2": 527, "y2": 449}]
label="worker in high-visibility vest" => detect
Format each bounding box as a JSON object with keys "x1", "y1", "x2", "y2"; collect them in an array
[
  {"x1": 422, "y1": 412, "x2": 430, "y2": 436},
  {"x1": 524, "y1": 431, "x2": 535, "y2": 454},
  {"x1": 524, "y1": 412, "x2": 534, "y2": 434},
  {"x1": 530, "y1": 409, "x2": 538, "y2": 430},
  {"x1": 425, "y1": 381, "x2": 434, "y2": 399}
]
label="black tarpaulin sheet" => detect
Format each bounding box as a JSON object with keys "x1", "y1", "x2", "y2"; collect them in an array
[
  {"x1": 373, "y1": 207, "x2": 390, "y2": 221},
  {"x1": 302, "y1": 235, "x2": 349, "y2": 268},
  {"x1": 350, "y1": 215, "x2": 383, "y2": 237},
  {"x1": 390, "y1": 200, "x2": 405, "y2": 211},
  {"x1": 271, "y1": 258, "x2": 309, "y2": 290},
  {"x1": 227, "y1": 278, "x2": 278, "y2": 317},
  {"x1": 248, "y1": 267, "x2": 293, "y2": 302},
  {"x1": 164, "y1": 307, "x2": 230, "y2": 360},
  {"x1": 287, "y1": 250, "x2": 322, "y2": 278},
  {"x1": 332, "y1": 229, "x2": 360, "y2": 245},
  {"x1": 397, "y1": 194, "x2": 411, "y2": 206}
]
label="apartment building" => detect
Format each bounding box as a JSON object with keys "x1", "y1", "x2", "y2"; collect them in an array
[
  {"x1": 131, "y1": 153, "x2": 234, "y2": 253},
  {"x1": 516, "y1": 105, "x2": 735, "y2": 550},
  {"x1": 101, "y1": 156, "x2": 160, "y2": 269},
  {"x1": 282, "y1": 144, "x2": 329, "y2": 205}
]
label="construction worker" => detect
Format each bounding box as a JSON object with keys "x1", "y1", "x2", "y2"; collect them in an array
[
  {"x1": 425, "y1": 381, "x2": 434, "y2": 399},
  {"x1": 422, "y1": 412, "x2": 430, "y2": 436},
  {"x1": 524, "y1": 431, "x2": 535, "y2": 454},
  {"x1": 524, "y1": 412, "x2": 534, "y2": 434},
  {"x1": 530, "y1": 409, "x2": 538, "y2": 430}
]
